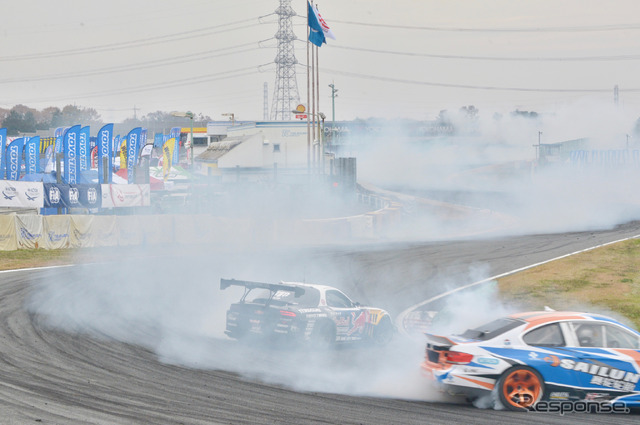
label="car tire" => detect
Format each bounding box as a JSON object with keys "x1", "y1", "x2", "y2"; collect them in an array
[
  {"x1": 496, "y1": 366, "x2": 544, "y2": 411},
  {"x1": 373, "y1": 316, "x2": 394, "y2": 345},
  {"x1": 310, "y1": 320, "x2": 336, "y2": 349}
]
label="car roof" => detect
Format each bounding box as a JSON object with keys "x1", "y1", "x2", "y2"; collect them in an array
[
  {"x1": 279, "y1": 281, "x2": 338, "y2": 293},
  {"x1": 508, "y1": 311, "x2": 619, "y2": 330}
]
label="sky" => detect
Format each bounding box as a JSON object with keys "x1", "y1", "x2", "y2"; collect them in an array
[{"x1": 2, "y1": 0, "x2": 640, "y2": 124}]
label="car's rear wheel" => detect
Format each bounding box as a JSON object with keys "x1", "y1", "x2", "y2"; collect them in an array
[
  {"x1": 310, "y1": 320, "x2": 336, "y2": 349},
  {"x1": 497, "y1": 366, "x2": 544, "y2": 411},
  {"x1": 373, "y1": 316, "x2": 394, "y2": 345}
]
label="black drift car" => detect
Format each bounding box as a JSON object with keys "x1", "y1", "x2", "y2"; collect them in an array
[{"x1": 221, "y1": 278, "x2": 394, "y2": 346}]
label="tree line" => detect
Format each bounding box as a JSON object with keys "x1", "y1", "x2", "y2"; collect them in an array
[{"x1": 0, "y1": 104, "x2": 212, "y2": 136}]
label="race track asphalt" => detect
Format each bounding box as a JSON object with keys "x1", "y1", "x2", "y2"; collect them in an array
[{"x1": 1, "y1": 221, "x2": 639, "y2": 424}]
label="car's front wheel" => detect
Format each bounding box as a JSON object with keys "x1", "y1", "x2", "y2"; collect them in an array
[
  {"x1": 373, "y1": 316, "x2": 394, "y2": 345},
  {"x1": 496, "y1": 366, "x2": 544, "y2": 411}
]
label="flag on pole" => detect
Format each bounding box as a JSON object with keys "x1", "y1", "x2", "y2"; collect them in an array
[
  {"x1": 308, "y1": 1, "x2": 335, "y2": 47},
  {"x1": 63, "y1": 125, "x2": 81, "y2": 184},
  {"x1": 25, "y1": 136, "x2": 40, "y2": 175},
  {"x1": 308, "y1": 1, "x2": 324, "y2": 47},
  {"x1": 0, "y1": 128, "x2": 6, "y2": 180},
  {"x1": 315, "y1": 4, "x2": 336, "y2": 41},
  {"x1": 162, "y1": 137, "x2": 176, "y2": 182},
  {"x1": 97, "y1": 123, "x2": 113, "y2": 184},
  {"x1": 79, "y1": 126, "x2": 90, "y2": 172},
  {"x1": 6, "y1": 137, "x2": 24, "y2": 180},
  {"x1": 126, "y1": 127, "x2": 142, "y2": 183}
]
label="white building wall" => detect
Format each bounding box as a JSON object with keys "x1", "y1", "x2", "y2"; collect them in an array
[{"x1": 217, "y1": 121, "x2": 310, "y2": 170}]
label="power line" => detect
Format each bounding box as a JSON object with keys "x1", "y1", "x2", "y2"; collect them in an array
[
  {"x1": 330, "y1": 20, "x2": 640, "y2": 33},
  {"x1": 331, "y1": 45, "x2": 640, "y2": 62},
  {"x1": 17, "y1": 65, "x2": 274, "y2": 104},
  {"x1": 0, "y1": 42, "x2": 265, "y2": 84},
  {"x1": 311, "y1": 66, "x2": 640, "y2": 93},
  {"x1": 0, "y1": 18, "x2": 261, "y2": 62}
]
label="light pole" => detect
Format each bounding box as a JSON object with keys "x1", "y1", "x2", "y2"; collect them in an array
[
  {"x1": 328, "y1": 83, "x2": 338, "y2": 124},
  {"x1": 171, "y1": 111, "x2": 194, "y2": 168},
  {"x1": 318, "y1": 112, "x2": 326, "y2": 172},
  {"x1": 222, "y1": 113, "x2": 235, "y2": 126}
]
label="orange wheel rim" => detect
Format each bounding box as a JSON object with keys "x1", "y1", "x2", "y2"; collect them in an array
[{"x1": 502, "y1": 369, "x2": 542, "y2": 408}]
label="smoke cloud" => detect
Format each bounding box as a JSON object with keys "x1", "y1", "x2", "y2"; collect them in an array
[{"x1": 25, "y1": 99, "x2": 640, "y2": 406}]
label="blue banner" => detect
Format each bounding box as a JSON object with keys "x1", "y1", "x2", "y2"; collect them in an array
[
  {"x1": 170, "y1": 127, "x2": 181, "y2": 165},
  {"x1": 43, "y1": 144, "x2": 55, "y2": 173},
  {"x1": 25, "y1": 136, "x2": 40, "y2": 175},
  {"x1": 97, "y1": 123, "x2": 113, "y2": 184},
  {"x1": 153, "y1": 133, "x2": 164, "y2": 148},
  {"x1": 141, "y1": 128, "x2": 147, "y2": 148},
  {"x1": 126, "y1": 127, "x2": 142, "y2": 183},
  {"x1": 54, "y1": 127, "x2": 65, "y2": 154},
  {"x1": 0, "y1": 128, "x2": 6, "y2": 180},
  {"x1": 6, "y1": 138, "x2": 25, "y2": 180},
  {"x1": 43, "y1": 183, "x2": 101, "y2": 209},
  {"x1": 112, "y1": 134, "x2": 120, "y2": 173},
  {"x1": 63, "y1": 125, "x2": 81, "y2": 184},
  {"x1": 79, "y1": 126, "x2": 90, "y2": 172}
]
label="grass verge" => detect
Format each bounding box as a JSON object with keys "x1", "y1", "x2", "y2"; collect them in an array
[{"x1": 498, "y1": 238, "x2": 640, "y2": 329}]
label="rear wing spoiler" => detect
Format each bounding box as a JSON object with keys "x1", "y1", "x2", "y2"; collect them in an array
[
  {"x1": 220, "y1": 278, "x2": 305, "y2": 297},
  {"x1": 424, "y1": 333, "x2": 457, "y2": 349}
]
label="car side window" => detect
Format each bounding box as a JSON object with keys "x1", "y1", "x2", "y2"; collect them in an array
[
  {"x1": 326, "y1": 290, "x2": 353, "y2": 308},
  {"x1": 523, "y1": 323, "x2": 565, "y2": 347},
  {"x1": 604, "y1": 324, "x2": 640, "y2": 349},
  {"x1": 572, "y1": 323, "x2": 605, "y2": 347}
]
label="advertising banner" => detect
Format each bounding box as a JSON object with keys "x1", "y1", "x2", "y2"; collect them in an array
[
  {"x1": 162, "y1": 138, "x2": 175, "y2": 182},
  {"x1": 88, "y1": 215, "x2": 117, "y2": 247},
  {"x1": 0, "y1": 181, "x2": 44, "y2": 208},
  {"x1": 0, "y1": 215, "x2": 17, "y2": 251},
  {"x1": 25, "y1": 136, "x2": 40, "y2": 175},
  {"x1": 97, "y1": 123, "x2": 113, "y2": 184},
  {"x1": 119, "y1": 138, "x2": 127, "y2": 170},
  {"x1": 153, "y1": 133, "x2": 164, "y2": 148},
  {"x1": 43, "y1": 144, "x2": 55, "y2": 173},
  {"x1": 15, "y1": 214, "x2": 43, "y2": 249},
  {"x1": 100, "y1": 184, "x2": 150, "y2": 208},
  {"x1": 0, "y1": 128, "x2": 7, "y2": 180},
  {"x1": 140, "y1": 128, "x2": 147, "y2": 151},
  {"x1": 43, "y1": 183, "x2": 102, "y2": 209},
  {"x1": 141, "y1": 214, "x2": 174, "y2": 245},
  {"x1": 6, "y1": 137, "x2": 25, "y2": 180},
  {"x1": 116, "y1": 215, "x2": 144, "y2": 246},
  {"x1": 170, "y1": 127, "x2": 180, "y2": 165},
  {"x1": 42, "y1": 215, "x2": 70, "y2": 250},
  {"x1": 79, "y1": 126, "x2": 90, "y2": 172},
  {"x1": 126, "y1": 127, "x2": 142, "y2": 183},
  {"x1": 54, "y1": 127, "x2": 65, "y2": 154},
  {"x1": 63, "y1": 125, "x2": 81, "y2": 184}
]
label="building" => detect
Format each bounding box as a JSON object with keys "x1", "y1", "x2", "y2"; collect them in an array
[{"x1": 196, "y1": 121, "x2": 327, "y2": 181}]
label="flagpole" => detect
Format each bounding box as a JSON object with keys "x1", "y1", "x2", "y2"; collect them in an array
[
  {"x1": 312, "y1": 43, "x2": 317, "y2": 171},
  {"x1": 315, "y1": 43, "x2": 320, "y2": 173},
  {"x1": 306, "y1": 1, "x2": 311, "y2": 175}
]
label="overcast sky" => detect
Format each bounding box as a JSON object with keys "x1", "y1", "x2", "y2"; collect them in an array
[{"x1": 2, "y1": 0, "x2": 639, "y2": 124}]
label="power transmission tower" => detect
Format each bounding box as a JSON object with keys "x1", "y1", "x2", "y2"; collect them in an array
[
  {"x1": 270, "y1": 0, "x2": 300, "y2": 121},
  {"x1": 263, "y1": 82, "x2": 269, "y2": 121}
]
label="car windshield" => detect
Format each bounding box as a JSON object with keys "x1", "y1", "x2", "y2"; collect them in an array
[
  {"x1": 248, "y1": 287, "x2": 320, "y2": 307},
  {"x1": 458, "y1": 317, "x2": 523, "y2": 341}
]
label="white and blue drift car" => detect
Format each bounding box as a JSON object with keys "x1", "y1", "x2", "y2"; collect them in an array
[
  {"x1": 221, "y1": 278, "x2": 394, "y2": 347},
  {"x1": 421, "y1": 311, "x2": 640, "y2": 411}
]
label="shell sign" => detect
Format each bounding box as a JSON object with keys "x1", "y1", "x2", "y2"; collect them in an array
[{"x1": 294, "y1": 104, "x2": 307, "y2": 120}]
